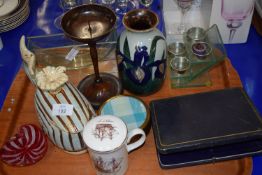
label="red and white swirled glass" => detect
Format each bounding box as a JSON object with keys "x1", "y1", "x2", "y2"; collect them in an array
[{"x1": 0, "y1": 124, "x2": 48, "y2": 166}]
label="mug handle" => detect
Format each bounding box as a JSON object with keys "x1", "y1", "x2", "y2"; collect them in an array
[{"x1": 126, "y1": 128, "x2": 146, "y2": 152}]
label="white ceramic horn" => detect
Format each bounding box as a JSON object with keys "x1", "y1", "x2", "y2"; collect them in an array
[{"x1": 19, "y1": 35, "x2": 36, "y2": 76}]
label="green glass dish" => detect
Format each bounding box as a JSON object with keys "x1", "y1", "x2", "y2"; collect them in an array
[{"x1": 169, "y1": 24, "x2": 226, "y2": 88}]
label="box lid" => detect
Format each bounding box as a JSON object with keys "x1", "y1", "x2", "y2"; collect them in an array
[{"x1": 150, "y1": 88, "x2": 262, "y2": 154}]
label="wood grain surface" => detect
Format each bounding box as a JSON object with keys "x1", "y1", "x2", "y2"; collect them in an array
[{"x1": 0, "y1": 59, "x2": 252, "y2": 175}]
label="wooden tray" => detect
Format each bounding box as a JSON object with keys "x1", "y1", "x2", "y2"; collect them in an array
[{"x1": 0, "y1": 59, "x2": 252, "y2": 175}]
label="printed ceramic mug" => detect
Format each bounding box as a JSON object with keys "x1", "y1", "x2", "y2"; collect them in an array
[{"x1": 83, "y1": 115, "x2": 146, "y2": 175}]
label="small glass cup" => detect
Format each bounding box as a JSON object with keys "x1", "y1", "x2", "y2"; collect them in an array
[
  {"x1": 54, "y1": 0, "x2": 82, "y2": 29},
  {"x1": 168, "y1": 42, "x2": 186, "y2": 57},
  {"x1": 115, "y1": 0, "x2": 136, "y2": 15},
  {"x1": 139, "y1": 0, "x2": 153, "y2": 8},
  {"x1": 186, "y1": 27, "x2": 206, "y2": 42},
  {"x1": 191, "y1": 41, "x2": 212, "y2": 59},
  {"x1": 99, "y1": 0, "x2": 116, "y2": 9},
  {"x1": 115, "y1": 0, "x2": 128, "y2": 14},
  {"x1": 170, "y1": 56, "x2": 190, "y2": 74},
  {"x1": 60, "y1": 0, "x2": 82, "y2": 10}
]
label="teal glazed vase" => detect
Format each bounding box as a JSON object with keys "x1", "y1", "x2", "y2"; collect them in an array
[{"x1": 117, "y1": 9, "x2": 167, "y2": 95}]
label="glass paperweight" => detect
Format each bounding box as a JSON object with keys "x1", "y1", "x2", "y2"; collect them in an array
[{"x1": 0, "y1": 124, "x2": 48, "y2": 166}]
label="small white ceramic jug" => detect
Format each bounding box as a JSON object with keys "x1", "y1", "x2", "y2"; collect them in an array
[{"x1": 83, "y1": 115, "x2": 146, "y2": 175}]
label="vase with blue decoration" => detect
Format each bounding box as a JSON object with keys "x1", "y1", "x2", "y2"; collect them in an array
[{"x1": 117, "y1": 9, "x2": 167, "y2": 95}]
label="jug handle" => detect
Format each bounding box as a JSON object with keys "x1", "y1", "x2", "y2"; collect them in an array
[{"x1": 126, "y1": 128, "x2": 146, "y2": 152}]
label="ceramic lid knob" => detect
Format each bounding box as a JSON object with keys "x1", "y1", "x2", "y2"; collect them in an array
[
  {"x1": 35, "y1": 66, "x2": 68, "y2": 91},
  {"x1": 83, "y1": 115, "x2": 127, "y2": 152}
]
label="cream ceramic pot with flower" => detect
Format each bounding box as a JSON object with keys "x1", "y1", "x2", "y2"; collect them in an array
[{"x1": 19, "y1": 36, "x2": 96, "y2": 154}]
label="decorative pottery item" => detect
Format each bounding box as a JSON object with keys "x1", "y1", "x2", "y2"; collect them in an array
[
  {"x1": 19, "y1": 36, "x2": 96, "y2": 154},
  {"x1": 0, "y1": 124, "x2": 48, "y2": 166},
  {"x1": 34, "y1": 66, "x2": 96, "y2": 154},
  {"x1": 117, "y1": 9, "x2": 167, "y2": 95},
  {"x1": 99, "y1": 95, "x2": 150, "y2": 134},
  {"x1": 83, "y1": 115, "x2": 146, "y2": 175}
]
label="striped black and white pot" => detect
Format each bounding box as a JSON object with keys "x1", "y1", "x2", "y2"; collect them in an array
[{"x1": 34, "y1": 82, "x2": 96, "y2": 154}]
